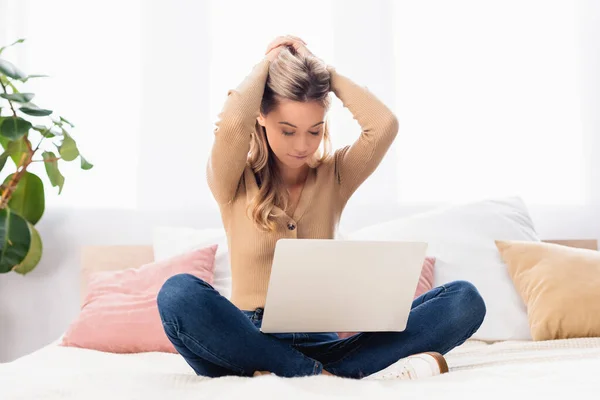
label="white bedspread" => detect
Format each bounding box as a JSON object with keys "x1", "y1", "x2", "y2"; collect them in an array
[{"x1": 2, "y1": 337, "x2": 600, "y2": 400}]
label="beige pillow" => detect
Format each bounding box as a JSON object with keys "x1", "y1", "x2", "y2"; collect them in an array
[{"x1": 495, "y1": 240, "x2": 600, "y2": 341}]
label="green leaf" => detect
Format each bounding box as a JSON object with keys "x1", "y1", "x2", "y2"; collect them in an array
[
  {"x1": 0, "y1": 117, "x2": 32, "y2": 140},
  {"x1": 3, "y1": 172, "x2": 45, "y2": 225},
  {"x1": 0, "y1": 149, "x2": 9, "y2": 172},
  {"x1": 80, "y1": 155, "x2": 93, "y2": 170},
  {"x1": 0, "y1": 207, "x2": 31, "y2": 273},
  {"x1": 12, "y1": 221, "x2": 42, "y2": 275},
  {"x1": 21, "y1": 74, "x2": 49, "y2": 83},
  {"x1": 0, "y1": 58, "x2": 27, "y2": 80},
  {"x1": 59, "y1": 116, "x2": 74, "y2": 128},
  {"x1": 58, "y1": 131, "x2": 79, "y2": 161},
  {"x1": 0, "y1": 136, "x2": 30, "y2": 167},
  {"x1": 19, "y1": 105, "x2": 53, "y2": 117},
  {"x1": 0, "y1": 93, "x2": 35, "y2": 103},
  {"x1": 5, "y1": 79, "x2": 19, "y2": 93},
  {"x1": 0, "y1": 38, "x2": 26, "y2": 56},
  {"x1": 32, "y1": 125, "x2": 57, "y2": 138},
  {"x1": 42, "y1": 151, "x2": 65, "y2": 194}
]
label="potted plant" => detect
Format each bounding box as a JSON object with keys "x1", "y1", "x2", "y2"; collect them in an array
[{"x1": 0, "y1": 38, "x2": 93, "y2": 275}]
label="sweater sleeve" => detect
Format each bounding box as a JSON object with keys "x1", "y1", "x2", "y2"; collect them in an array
[
  {"x1": 329, "y1": 66, "x2": 399, "y2": 201},
  {"x1": 207, "y1": 57, "x2": 271, "y2": 205}
]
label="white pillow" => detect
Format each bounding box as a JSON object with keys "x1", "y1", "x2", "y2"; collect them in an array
[
  {"x1": 152, "y1": 226, "x2": 231, "y2": 299},
  {"x1": 347, "y1": 196, "x2": 539, "y2": 341}
]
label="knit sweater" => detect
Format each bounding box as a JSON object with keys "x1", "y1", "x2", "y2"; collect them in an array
[{"x1": 207, "y1": 57, "x2": 399, "y2": 311}]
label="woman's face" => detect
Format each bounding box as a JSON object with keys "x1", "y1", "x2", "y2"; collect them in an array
[{"x1": 257, "y1": 99, "x2": 326, "y2": 170}]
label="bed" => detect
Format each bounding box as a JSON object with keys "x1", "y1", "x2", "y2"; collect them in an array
[{"x1": 1, "y1": 240, "x2": 600, "y2": 399}]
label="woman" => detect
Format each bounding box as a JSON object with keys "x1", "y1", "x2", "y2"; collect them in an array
[{"x1": 157, "y1": 35, "x2": 486, "y2": 380}]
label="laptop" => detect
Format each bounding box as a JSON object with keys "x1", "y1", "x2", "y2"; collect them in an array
[{"x1": 260, "y1": 239, "x2": 428, "y2": 334}]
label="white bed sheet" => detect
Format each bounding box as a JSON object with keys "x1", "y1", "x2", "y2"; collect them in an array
[{"x1": 2, "y1": 337, "x2": 600, "y2": 400}]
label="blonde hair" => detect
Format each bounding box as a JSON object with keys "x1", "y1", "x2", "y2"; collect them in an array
[{"x1": 247, "y1": 47, "x2": 332, "y2": 232}]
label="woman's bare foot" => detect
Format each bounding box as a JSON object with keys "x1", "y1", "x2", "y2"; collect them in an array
[{"x1": 321, "y1": 369, "x2": 335, "y2": 376}]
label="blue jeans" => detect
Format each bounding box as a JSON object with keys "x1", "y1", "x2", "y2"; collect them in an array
[{"x1": 157, "y1": 274, "x2": 486, "y2": 379}]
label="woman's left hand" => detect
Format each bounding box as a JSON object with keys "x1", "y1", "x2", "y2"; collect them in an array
[
  {"x1": 292, "y1": 40, "x2": 313, "y2": 58},
  {"x1": 265, "y1": 35, "x2": 313, "y2": 59}
]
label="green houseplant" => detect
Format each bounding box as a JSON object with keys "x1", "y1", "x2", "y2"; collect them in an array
[{"x1": 0, "y1": 38, "x2": 93, "y2": 275}]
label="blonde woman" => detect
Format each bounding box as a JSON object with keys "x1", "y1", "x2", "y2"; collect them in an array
[{"x1": 157, "y1": 35, "x2": 486, "y2": 379}]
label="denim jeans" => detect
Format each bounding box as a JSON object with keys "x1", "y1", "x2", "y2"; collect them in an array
[{"x1": 157, "y1": 274, "x2": 486, "y2": 379}]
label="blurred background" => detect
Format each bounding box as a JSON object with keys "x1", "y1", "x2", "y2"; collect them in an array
[{"x1": 0, "y1": 0, "x2": 598, "y2": 362}]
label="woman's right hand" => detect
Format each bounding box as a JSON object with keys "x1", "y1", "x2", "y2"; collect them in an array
[{"x1": 265, "y1": 35, "x2": 310, "y2": 61}]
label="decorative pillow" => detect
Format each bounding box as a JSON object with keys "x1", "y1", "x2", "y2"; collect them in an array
[
  {"x1": 60, "y1": 245, "x2": 217, "y2": 353},
  {"x1": 337, "y1": 256, "x2": 436, "y2": 339},
  {"x1": 415, "y1": 256, "x2": 435, "y2": 297},
  {"x1": 495, "y1": 240, "x2": 600, "y2": 341},
  {"x1": 348, "y1": 196, "x2": 540, "y2": 341},
  {"x1": 153, "y1": 226, "x2": 231, "y2": 298}
]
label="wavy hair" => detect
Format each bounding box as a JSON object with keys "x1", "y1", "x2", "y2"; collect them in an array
[{"x1": 247, "y1": 47, "x2": 332, "y2": 232}]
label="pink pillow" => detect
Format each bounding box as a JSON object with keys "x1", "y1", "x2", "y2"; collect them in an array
[
  {"x1": 60, "y1": 245, "x2": 217, "y2": 353},
  {"x1": 414, "y1": 256, "x2": 435, "y2": 297},
  {"x1": 336, "y1": 256, "x2": 436, "y2": 339}
]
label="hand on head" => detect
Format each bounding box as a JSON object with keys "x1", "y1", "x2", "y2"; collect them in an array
[{"x1": 265, "y1": 35, "x2": 313, "y2": 61}]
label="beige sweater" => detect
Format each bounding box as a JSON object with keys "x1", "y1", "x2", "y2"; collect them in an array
[{"x1": 207, "y1": 57, "x2": 399, "y2": 311}]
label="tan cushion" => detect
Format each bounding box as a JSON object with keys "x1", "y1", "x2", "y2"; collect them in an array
[{"x1": 496, "y1": 240, "x2": 600, "y2": 341}]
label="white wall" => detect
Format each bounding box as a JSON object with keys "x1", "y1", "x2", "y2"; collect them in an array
[{"x1": 1, "y1": 0, "x2": 600, "y2": 362}]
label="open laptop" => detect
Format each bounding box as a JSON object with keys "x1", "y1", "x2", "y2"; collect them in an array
[{"x1": 260, "y1": 239, "x2": 428, "y2": 334}]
